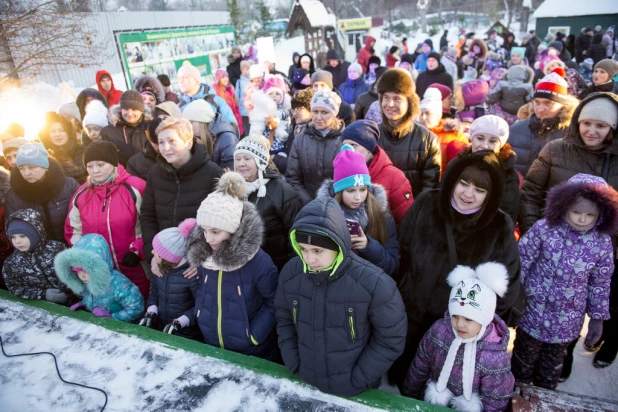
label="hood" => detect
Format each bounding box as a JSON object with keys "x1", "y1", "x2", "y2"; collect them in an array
[
  {"x1": 96, "y1": 70, "x2": 117, "y2": 95},
  {"x1": 440, "y1": 150, "x2": 505, "y2": 230},
  {"x1": 292, "y1": 51, "x2": 300, "y2": 64},
  {"x1": 592, "y1": 33, "x2": 603, "y2": 44},
  {"x1": 326, "y1": 49, "x2": 341, "y2": 61},
  {"x1": 6, "y1": 208, "x2": 49, "y2": 244},
  {"x1": 209, "y1": 113, "x2": 237, "y2": 136},
  {"x1": 108, "y1": 104, "x2": 153, "y2": 127},
  {"x1": 134, "y1": 75, "x2": 166, "y2": 104},
  {"x1": 76, "y1": 88, "x2": 109, "y2": 119},
  {"x1": 545, "y1": 174, "x2": 618, "y2": 235},
  {"x1": 505, "y1": 65, "x2": 527, "y2": 83},
  {"x1": 186, "y1": 201, "x2": 263, "y2": 272},
  {"x1": 298, "y1": 53, "x2": 316, "y2": 73},
  {"x1": 54, "y1": 234, "x2": 113, "y2": 296},
  {"x1": 564, "y1": 92, "x2": 618, "y2": 153},
  {"x1": 0, "y1": 166, "x2": 10, "y2": 205},
  {"x1": 469, "y1": 38, "x2": 488, "y2": 59},
  {"x1": 316, "y1": 179, "x2": 389, "y2": 213},
  {"x1": 156, "y1": 101, "x2": 182, "y2": 118},
  {"x1": 364, "y1": 36, "x2": 376, "y2": 49}
]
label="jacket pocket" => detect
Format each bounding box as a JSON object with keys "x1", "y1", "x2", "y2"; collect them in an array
[
  {"x1": 346, "y1": 306, "x2": 357, "y2": 343},
  {"x1": 236, "y1": 284, "x2": 253, "y2": 345},
  {"x1": 292, "y1": 298, "x2": 299, "y2": 326}
]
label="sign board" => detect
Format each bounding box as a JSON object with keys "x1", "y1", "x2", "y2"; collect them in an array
[
  {"x1": 338, "y1": 18, "x2": 372, "y2": 31},
  {"x1": 256, "y1": 36, "x2": 276, "y2": 64},
  {"x1": 118, "y1": 26, "x2": 235, "y2": 91}
]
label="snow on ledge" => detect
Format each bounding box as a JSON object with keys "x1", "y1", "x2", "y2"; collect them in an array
[
  {"x1": 295, "y1": 0, "x2": 337, "y2": 28},
  {"x1": 533, "y1": 0, "x2": 618, "y2": 19}
]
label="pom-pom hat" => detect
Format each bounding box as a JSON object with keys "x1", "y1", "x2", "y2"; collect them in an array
[
  {"x1": 534, "y1": 68, "x2": 568, "y2": 104},
  {"x1": 332, "y1": 145, "x2": 371, "y2": 193},
  {"x1": 82, "y1": 100, "x2": 109, "y2": 128},
  {"x1": 234, "y1": 135, "x2": 271, "y2": 198},
  {"x1": 197, "y1": 171, "x2": 247, "y2": 234},
  {"x1": 153, "y1": 218, "x2": 197, "y2": 264}
]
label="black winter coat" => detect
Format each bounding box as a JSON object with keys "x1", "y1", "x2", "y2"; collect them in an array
[
  {"x1": 275, "y1": 197, "x2": 407, "y2": 397},
  {"x1": 127, "y1": 141, "x2": 157, "y2": 181},
  {"x1": 323, "y1": 61, "x2": 351, "y2": 89},
  {"x1": 141, "y1": 142, "x2": 223, "y2": 260},
  {"x1": 575, "y1": 34, "x2": 592, "y2": 62},
  {"x1": 6, "y1": 159, "x2": 79, "y2": 242},
  {"x1": 378, "y1": 122, "x2": 441, "y2": 197},
  {"x1": 249, "y1": 168, "x2": 303, "y2": 270},
  {"x1": 147, "y1": 262, "x2": 201, "y2": 340},
  {"x1": 578, "y1": 80, "x2": 618, "y2": 101},
  {"x1": 227, "y1": 57, "x2": 242, "y2": 92},
  {"x1": 354, "y1": 89, "x2": 378, "y2": 120},
  {"x1": 415, "y1": 64, "x2": 454, "y2": 100},
  {"x1": 101, "y1": 105, "x2": 149, "y2": 164},
  {"x1": 335, "y1": 89, "x2": 356, "y2": 126},
  {"x1": 588, "y1": 34, "x2": 607, "y2": 65}
]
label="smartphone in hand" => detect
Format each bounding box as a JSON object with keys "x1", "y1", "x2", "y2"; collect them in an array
[{"x1": 346, "y1": 219, "x2": 361, "y2": 236}]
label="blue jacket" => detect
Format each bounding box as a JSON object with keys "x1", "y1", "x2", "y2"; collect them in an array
[
  {"x1": 235, "y1": 75, "x2": 251, "y2": 117},
  {"x1": 187, "y1": 198, "x2": 279, "y2": 359},
  {"x1": 178, "y1": 83, "x2": 238, "y2": 128},
  {"x1": 55, "y1": 234, "x2": 144, "y2": 322},
  {"x1": 208, "y1": 115, "x2": 239, "y2": 170},
  {"x1": 339, "y1": 75, "x2": 370, "y2": 106},
  {"x1": 415, "y1": 52, "x2": 431, "y2": 72}
]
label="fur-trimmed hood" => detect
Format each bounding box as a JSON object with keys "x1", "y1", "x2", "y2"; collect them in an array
[
  {"x1": 10, "y1": 157, "x2": 67, "y2": 205},
  {"x1": 6, "y1": 208, "x2": 49, "y2": 244},
  {"x1": 316, "y1": 179, "x2": 389, "y2": 213},
  {"x1": 462, "y1": 39, "x2": 488, "y2": 62},
  {"x1": 134, "y1": 75, "x2": 166, "y2": 104},
  {"x1": 545, "y1": 174, "x2": 618, "y2": 235},
  {"x1": 0, "y1": 166, "x2": 10, "y2": 206},
  {"x1": 186, "y1": 201, "x2": 264, "y2": 272},
  {"x1": 108, "y1": 104, "x2": 153, "y2": 127},
  {"x1": 76, "y1": 88, "x2": 108, "y2": 119},
  {"x1": 54, "y1": 233, "x2": 113, "y2": 296},
  {"x1": 564, "y1": 92, "x2": 618, "y2": 154}
]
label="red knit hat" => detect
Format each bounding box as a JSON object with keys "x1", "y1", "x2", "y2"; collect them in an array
[
  {"x1": 332, "y1": 145, "x2": 371, "y2": 193},
  {"x1": 534, "y1": 68, "x2": 568, "y2": 104}
]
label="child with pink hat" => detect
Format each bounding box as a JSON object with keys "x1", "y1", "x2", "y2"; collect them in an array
[
  {"x1": 212, "y1": 68, "x2": 244, "y2": 135},
  {"x1": 249, "y1": 75, "x2": 290, "y2": 158}
]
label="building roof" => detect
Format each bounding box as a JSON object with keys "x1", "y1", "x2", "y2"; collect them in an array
[
  {"x1": 533, "y1": 0, "x2": 618, "y2": 19},
  {"x1": 290, "y1": 0, "x2": 337, "y2": 28}
]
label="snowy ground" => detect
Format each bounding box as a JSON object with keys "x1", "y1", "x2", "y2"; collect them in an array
[{"x1": 0, "y1": 299, "x2": 387, "y2": 412}]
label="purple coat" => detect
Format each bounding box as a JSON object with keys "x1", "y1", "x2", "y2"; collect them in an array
[
  {"x1": 402, "y1": 314, "x2": 514, "y2": 411},
  {"x1": 518, "y1": 219, "x2": 613, "y2": 343}
]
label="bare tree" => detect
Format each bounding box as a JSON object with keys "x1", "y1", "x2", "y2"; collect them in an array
[{"x1": 0, "y1": 0, "x2": 111, "y2": 88}]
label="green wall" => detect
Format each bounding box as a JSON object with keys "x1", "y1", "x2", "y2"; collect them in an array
[{"x1": 536, "y1": 15, "x2": 618, "y2": 39}]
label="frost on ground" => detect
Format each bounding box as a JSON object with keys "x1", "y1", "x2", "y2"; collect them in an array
[{"x1": 0, "y1": 299, "x2": 384, "y2": 412}]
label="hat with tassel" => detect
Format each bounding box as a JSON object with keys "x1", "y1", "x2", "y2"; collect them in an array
[{"x1": 233, "y1": 135, "x2": 271, "y2": 198}]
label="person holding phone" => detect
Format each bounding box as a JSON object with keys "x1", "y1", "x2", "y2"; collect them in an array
[{"x1": 316, "y1": 145, "x2": 399, "y2": 276}]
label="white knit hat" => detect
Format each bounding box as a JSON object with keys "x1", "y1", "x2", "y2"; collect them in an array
[
  {"x1": 249, "y1": 64, "x2": 265, "y2": 79},
  {"x1": 234, "y1": 135, "x2": 271, "y2": 198},
  {"x1": 578, "y1": 97, "x2": 618, "y2": 130},
  {"x1": 182, "y1": 99, "x2": 216, "y2": 124},
  {"x1": 177, "y1": 62, "x2": 202, "y2": 84},
  {"x1": 82, "y1": 100, "x2": 109, "y2": 128},
  {"x1": 196, "y1": 171, "x2": 246, "y2": 234},
  {"x1": 420, "y1": 87, "x2": 443, "y2": 115},
  {"x1": 469, "y1": 115, "x2": 509, "y2": 147}
]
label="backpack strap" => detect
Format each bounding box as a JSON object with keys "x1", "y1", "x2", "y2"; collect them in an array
[
  {"x1": 202, "y1": 86, "x2": 220, "y2": 113},
  {"x1": 72, "y1": 187, "x2": 89, "y2": 209},
  {"x1": 122, "y1": 182, "x2": 138, "y2": 205}
]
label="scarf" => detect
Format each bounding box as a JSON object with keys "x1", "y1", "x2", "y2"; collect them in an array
[
  {"x1": 245, "y1": 178, "x2": 270, "y2": 198},
  {"x1": 340, "y1": 202, "x2": 369, "y2": 232},
  {"x1": 451, "y1": 198, "x2": 481, "y2": 215}
]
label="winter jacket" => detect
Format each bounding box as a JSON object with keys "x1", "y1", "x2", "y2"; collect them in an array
[
  {"x1": 101, "y1": 105, "x2": 150, "y2": 164},
  {"x1": 507, "y1": 97, "x2": 577, "y2": 177},
  {"x1": 354, "y1": 89, "x2": 379, "y2": 120},
  {"x1": 147, "y1": 262, "x2": 201, "y2": 340},
  {"x1": 227, "y1": 56, "x2": 242, "y2": 92},
  {"x1": 339, "y1": 75, "x2": 369, "y2": 106},
  {"x1": 519, "y1": 93, "x2": 618, "y2": 234},
  {"x1": 523, "y1": 41, "x2": 536, "y2": 65},
  {"x1": 235, "y1": 75, "x2": 251, "y2": 117},
  {"x1": 208, "y1": 114, "x2": 239, "y2": 170},
  {"x1": 285, "y1": 123, "x2": 343, "y2": 205},
  {"x1": 96, "y1": 70, "x2": 122, "y2": 107},
  {"x1": 141, "y1": 142, "x2": 223, "y2": 260},
  {"x1": 6, "y1": 159, "x2": 80, "y2": 243},
  {"x1": 316, "y1": 180, "x2": 399, "y2": 276},
  {"x1": 127, "y1": 140, "x2": 157, "y2": 181},
  {"x1": 367, "y1": 145, "x2": 414, "y2": 225},
  {"x1": 2, "y1": 209, "x2": 68, "y2": 301},
  {"x1": 395, "y1": 152, "x2": 522, "y2": 382},
  {"x1": 441, "y1": 57, "x2": 459, "y2": 84},
  {"x1": 178, "y1": 83, "x2": 238, "y2": 128},
  {"x1": 323, "y1": 50, "x2": 351, "y2": 88},
  {"x1": 462, "y1": 39, "x2": 488, "y2": 76},
  {"x1": 288, "y1": 52, "x2": 300, "y2": 81},
  {"x1": 55, "y1": 234, "x2": 144, "y2": 322},
  {"x1": 187, "y1": 199, "x2": 278, "y2": 359},
  {"x1": 578, "y1": 80, "x2": 618, "y2": 100},
  {"x1": 588, "y1": 34, "x2": 607, "y2": 65},
  {"x1": 248, "y1": 168, "x2": 303, "y2": 270},
  {"x1": 358, "y1": 36, "x2": 376, "y2": 73},
  {"x1": 415, "y1": 64, "x2": 454, "y2": 100},
  {"x1": 575, "y1": 34, "x2": 592, "y2": 62},
  {"x1": 275, "y1": 197, "x2": 407, "y2": 397},
  {"x1": 430, "y1": 118, "x2": 468, "y2": 176},
  {"x1": 378, "y1": 121, "x2": 441, "y2": 198},
  {"x1": 65, "y1": 164, "x2": 149, "y2": 299},
  {"x1": 402, "y1": 314, "x2": 514, "y2": 412},
  {"x1": 213, "y1": 83, "x2": 244, "y2": 136},
  {"x1": 486, "y1": 65, "x2": 534, "y2": 115}
]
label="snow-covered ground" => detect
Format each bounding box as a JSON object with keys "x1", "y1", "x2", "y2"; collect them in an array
[{"x1": 0, "y1": 299, "x2": 387, "y2": 412}]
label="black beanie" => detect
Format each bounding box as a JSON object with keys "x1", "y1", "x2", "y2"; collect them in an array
[
  {"x1": 295, "y1": 230, "x2": 339, "y2": 251},
  {"x1": 428, "y1": 52, "x2": 442, "y2": 63},
  {"x1": 157, "y1": 74, "x2": 171, "y2": 87},
  {"x1": 147, "y1": 118, "x2": 163, "y2": 144},
  {"x1": 120, "y1": 90, "x2": 144, "y2": 111},
  {"x1": 83, "y1": 140, "x2": 119, "y2": 167}
]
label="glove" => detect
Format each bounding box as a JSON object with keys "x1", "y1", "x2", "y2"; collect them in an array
[
  {"x1": 45, "y1": 288, "x2": 68, "y2": 304},
  {"x1": 139, "y1": 312, "x2": 158, "y2": 328},
  {"x1": 70, "y1": 302, "x2": 85, "y2": 311},
  {"x1": 585, "y1": 319, "x2": 604, "y2": 348},
  {"x1": 92, "y1": 307, "x2": 112, "y2": 318},
  {"x1": 121, "y1": 251, "x2": 141, "y2": 267},
  {"x1": 163, "y1": 320, "x2": 182, "y2": 335}
]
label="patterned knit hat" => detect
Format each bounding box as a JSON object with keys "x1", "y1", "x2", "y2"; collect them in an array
[
  {"x1": 311, "y1": 90, "x2": 341, "y2": 118},
  {"x1": 153, "y1": 218, "x2": 197, "y2": 264},
  {"x1": 83, "y1": 140, "x2": 119, "y2": 167},
  {"x1": 196, "y1": 171, "x2": 246, "y2": 234},
  {"x1": 16, "y1": 143, "x2": 49, "y2": 169},
  {"x1": 234, "y1": 135, "x2": 271, "y2": 198},
  {"x1": 534, "y1": 68, "x2": 568, "y2": 104},
  {"x1": 291, "y1": 88, "x2": 314, "y2": 110},
  {"x1": 120, "y1": 90, "x2": 144, "y2": 111},
  {"x1": 332, "y1": 145, "x2": 371, "y2": 193}
]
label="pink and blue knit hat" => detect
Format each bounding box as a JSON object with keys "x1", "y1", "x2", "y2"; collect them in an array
[
  {"x1": 152, "y1": 218, "x2": 197, "y2": 264},
  {"x1": 332, "y1": 145, "x2": 371, "y2": 193}
]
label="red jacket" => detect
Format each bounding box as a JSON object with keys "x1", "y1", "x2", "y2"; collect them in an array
[
  {"x1": 357, "y1": 36, "x2": 376, "y2": 73},
  {"x1": 213, "y1": 82, "x2": 244, "y2": 135},
  {"x1": 368, "y1": 146, "x2": 413, "y2": 225},
  {"x1": 96, "y1": 70, "x2": 123, "y2": 106},
  {"x1": 65, "y1": 165, "x2": 149, "y2": 299}
]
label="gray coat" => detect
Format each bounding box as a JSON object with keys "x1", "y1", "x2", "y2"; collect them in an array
[{"x1": 486, "y1": 65, "x2": 533, "y2": 115}]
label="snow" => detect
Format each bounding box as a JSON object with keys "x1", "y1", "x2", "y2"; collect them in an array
[
  {"x1": 0, "y1": 299, "x2": 386, "y2": 411},
  {"x1": 533, "y1": 0, "x2": 618, "y2": 19},
  {"x1": 295, "y1": 0, "x2": 337, "y2": 28}
]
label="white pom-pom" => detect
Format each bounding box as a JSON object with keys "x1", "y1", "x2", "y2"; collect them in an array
[
  {"x1": 424, "y1": 380, "x2": 453, "y2": 406},
  {"x1": 446, "y1": 265, "x2": 477, "y2": 287},
  {"x1": 251, "y1": 91, "x2": 277, "y2": 118},
  {"x1": 450, "y1": 393, "x2": 483, "y2": 412},
  {"x1": 474, "y1": 262, "x2": 509, "y2": 297},
  {"x1": 216, "y1": 171, "x2": 247, "y2": 199}
]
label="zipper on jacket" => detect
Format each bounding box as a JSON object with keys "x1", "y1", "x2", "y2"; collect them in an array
[
  {"x1": 204, "y1": 275, "x2": 208, "y2": 284},
  {"x1": 292, "y1": 299, "x2": 298, "y2": 325},
  {"x1": 217, "y1": 270, "x2": 224, "y2": 349},
  {"x1": 106, "y1": 195, "x2": 120, "y2": 269},
  {"x1": 237, "y1": 285, "x2": 242, "y2": 296},
  {"x1": 347, "y1": 307, "x2": 356, "y2": 342}
]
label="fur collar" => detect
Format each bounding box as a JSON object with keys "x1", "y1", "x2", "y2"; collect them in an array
[
  {"x1": 134, "y1": 75, "x2": 166, "y2": 103},
  {"x1": 108, "y1": 104, "x2": 153, "y2": 127},
  {"x1": 316, "y1": 179, "x2": 389, "y2": 213},
  {"x1": 0, "y1": 167, "x2": 10, "y2": 206},
  {"x1": 522, "y1": 95, "x2": 578, "y2": 129},
  {"x1": 186, "y1": 201, "x2": 264, "y2": 272},
  {"x1": 10, "y1": 158, "x2": 67, "y2": 204}
]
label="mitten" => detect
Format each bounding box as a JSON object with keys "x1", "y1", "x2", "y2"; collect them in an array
[
  {"x1": 163, "y1": 320, "x2": 180, "y2": 335},
  {"x1": 70, "y1": 302, "x2": 85, "y2": 311},
  {"x1": 45, "y1": 288, "x2": 68, "y2": 304},
  {"x1": 585, "y1": 319, "x2": 604, "y2": 348},
  {"x1": 139, "y1": 312, "x2": 158, "y2": 328},
  {"x1": 121, "y1": 251, "x2": 141, "y2": 267},
  {"x1": 92, "y1": 307, "x2": 112, "y2": 318}
]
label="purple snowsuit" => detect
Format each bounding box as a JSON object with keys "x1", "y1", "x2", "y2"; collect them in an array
[{"x1": 402, "y1": 313, "x2": 514, "y2": 411}]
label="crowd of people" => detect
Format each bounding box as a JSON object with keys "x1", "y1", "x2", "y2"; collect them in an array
[{"x1": 1, "y1": 24, "x2": 618, "y2": 411}]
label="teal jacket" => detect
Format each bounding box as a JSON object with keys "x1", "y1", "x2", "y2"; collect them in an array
[{"x1": 55, "y1": 234, "x2": 144, "y2": 322}]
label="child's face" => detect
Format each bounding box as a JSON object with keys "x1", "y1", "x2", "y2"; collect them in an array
[
  {"x1": 86, "y1": 125, "x2": 102, "y2": 141},
  {"x1": 202, "y1": 225, "x2": 232, "y2": 250},
  {"x1": 472, "y1": 45, "x2": 481, "y2": 54},
  {"x1": 593, "y1": 68, "x2": 610, "y2": 85},
  {"x1": 348, "y1": 70, "x2": 361, "y2": 81},
  {"x1": 77, "y1": 270, "x2": 90, "y2": 283},
  {"x1": 567, "y1": 202, "x2": 599, "y2": 232},
  {"x1": 268, "y1": 89, "x2": 283, "y2": 105},
  {"x1": 342, "y1": 186, "x2": 368, "y2": 209},
  {"x1": 470, "y1": 133, "x2": 501, "y2": 153},
  {"x1": 11, "y1": 234, "x2": 30, "y2": 252},
  {"x1": 241, "y1": 66, "x2": 250, "y2": 77},
  {"x1": 422, "y1": 44, "x2": 431, "y2": 54},
  {"x1": 369, "y1": 63, "x2": 378, "y2": 72},
  {"x1": 511, "y1": 54, "x2": 522, "y2": 65},
  {"x1": 399, "y1": 62, "x2": 412, "y2": 73},
  {"x1": 298, "y1": 242, "x2": 337, "y2": 272},
  {"x1": 451, "y1": 315, "x2": 482, "y2": 339}
]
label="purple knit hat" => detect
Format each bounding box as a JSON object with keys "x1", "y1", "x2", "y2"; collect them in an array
[
  {"x1": 153, "y1": 219, "x2": 197, "y2": 264},
  {"x1": 215, "y1": 69, "x2": 228, "y2": 82},
  {"x1": 332, "y1": 145, "x2": 371, "y2": 193},
  {"x1": 461, "y1": 79, "x2": 489, "y2": 106}
]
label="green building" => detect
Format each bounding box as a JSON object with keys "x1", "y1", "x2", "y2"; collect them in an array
[{"x1": 533, "y1": 0, "x2": 618, "y2": 40}]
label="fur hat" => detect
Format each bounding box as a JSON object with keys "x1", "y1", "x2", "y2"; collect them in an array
[
  {"x1": 311, "y1": 70, "x2": 334, "y2": 89},
  {"x1": 57, "y1": 101, "x2": 81, "y2": 122},
  {"x1": 182, "y1": 99, "x2": 215, "y2": 124},
  {"x1": 196, "y1": 171, "x2": 246, "y2": 234},
  {"x1": 177, "y1": 62, "x2": 202, "y2": 84},
  {"x1": 120, "y1": 90, "x2": 144, "y2": 112},
  {"x1": 578, "y1": 96, "x2": 618, "y2": 130},
  {"x1": 376, "y1": 68, "x2": 419, "y2": 135},
  {"x1": 82, "y1": 100, "x2": 109, "y2": 128},
  {"x1": 469, "y1": 115, "x2": 509, "y2": 147},
  {"x1": 341, "y1": 119, "x2": 379, "y2": 153},
  {"x1": 134, "y1": 75, "x2": 166, "y2": 104},
  {"x1": 534, "y1": 68, "x2": 568, "y2": 104},
  {"x1": 291, "y1": 88, "x2": 314, "y2": 110},
  {"x1": 153, "y1": 218, "x2": 197, "y2": 264},
  {"x1": 332, "y1": 145, "x2": 371, "y2": 193},
  {"x1": 234, "y1": 135, "x2": 271, "y2": 198},
  {"x1": 311, "y1": 90, "x2": 341, "y2": 117},
  {"x1": 16, "y1": 143, "x2": 49, "y2": 169},
  {"x1": 594, "y1": 59, "x2": 618, "y2": 80},
  {"x1": 83, "y1": 140, "x2": 119, "y2": 167},
  {"x1": 368, "y1": 55, "x2": 382, "y2": 67}
]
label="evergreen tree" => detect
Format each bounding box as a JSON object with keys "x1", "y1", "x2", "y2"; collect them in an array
[
  {"x1": 226, "y1": 0, "x2": 246, "y2": 44},
  {"x1": 256, "y1": 0, "x2": 273, "y2": 38}
]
